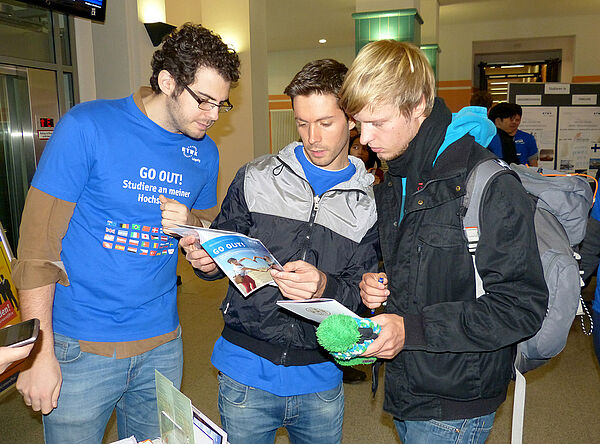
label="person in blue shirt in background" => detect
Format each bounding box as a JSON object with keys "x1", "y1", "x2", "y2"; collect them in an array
[
  {"x1": 578, "y1": 198, "x2": 600, "y2": 366},
  {"x1": 488, "y1": 102, "x2": 538, "y2": 166},
  {"x1": 169, "y1": 59, "x2": 379, "y2": 444}
]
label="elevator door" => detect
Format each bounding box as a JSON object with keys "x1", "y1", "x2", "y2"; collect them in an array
[{"x1": 0, "y1": 64, "x2": 59, "y2": 251}]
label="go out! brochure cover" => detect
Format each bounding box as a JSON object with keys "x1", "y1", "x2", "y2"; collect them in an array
[{"x1": 167, "y1": 224, "x2": 283, "y2": 297}]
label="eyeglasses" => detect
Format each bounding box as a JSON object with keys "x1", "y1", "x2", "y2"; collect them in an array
[{"x1": 183, "y1": 85, "x2": 233, "y2": 113}]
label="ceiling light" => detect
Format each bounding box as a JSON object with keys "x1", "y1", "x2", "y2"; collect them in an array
[
  {"x1": 319, "y1": 39, "x2": 327, "y2": 44},
  {"x1": 500, "y1": 64, "x2": 524, "y2": 68}
]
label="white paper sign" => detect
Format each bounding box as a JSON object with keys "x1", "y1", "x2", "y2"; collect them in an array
[
  {"x1": 520, "y1": 106, "x2": 558, "y2": 169},
  {"x1": 516, "y1": 95, "x2": 542, "y2": 106},
  {"x1": 545, "y1": 83, "x2": 570, "y2": 95},
  {"x1": 557, "y1": 106, "x2": 600, "y2": 174},
  {"x1": 572, "y1": 94, "x2": 597, "y2": 105}
]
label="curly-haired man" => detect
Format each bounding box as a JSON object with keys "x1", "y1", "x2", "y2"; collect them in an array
[{"x1": 13, "y1": 23, "x2": 240, "y2": 443}]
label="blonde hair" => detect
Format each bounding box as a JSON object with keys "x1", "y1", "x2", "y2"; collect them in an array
[{"x1": 339, "y1": 40, "x2": 435, "y2": 118}]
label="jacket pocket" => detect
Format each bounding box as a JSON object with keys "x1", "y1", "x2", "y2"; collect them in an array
[
  {"x1": 404, "y1": 350, "x2": 482, "y2": 400},
  {"x1": 414, "y1": 224, "x2": 473, "y2": 306},
  {"x1": 402, "y1": 348, "x2": 511, "y2": 400}
]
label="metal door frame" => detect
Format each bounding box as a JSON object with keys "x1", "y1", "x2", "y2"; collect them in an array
[
  {"x1": 0, "y1": 9, "x2": 79, "y2": 117},
  {"x1": 0, "y1": 64, "x2": 35, "y2": 250}
]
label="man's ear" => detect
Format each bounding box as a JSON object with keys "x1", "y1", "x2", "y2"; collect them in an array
[
  {"x1": 348, "y1": 118, "x2": 356, "y2": 131},
  {"x1": 413, "y1": 95, "x2": 427, "y2": 118},
  {"x1": 157, "y1": 70, "x2": 176, "y2": 96}
]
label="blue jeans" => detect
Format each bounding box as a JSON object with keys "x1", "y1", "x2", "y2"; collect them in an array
[
  {"x1": 217, "y1": 372, "x2": 344, "y2": 444},
  {"x1": 43, "y1": 329, "x2": 183, "y2": 444},
  {"x1": 394, "y1": 412, "x2": 495, "y2": 444}
]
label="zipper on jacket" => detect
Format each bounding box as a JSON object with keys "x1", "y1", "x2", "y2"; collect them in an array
[
  {"x1": 281, "y1": 321, "x2": 295, "y2": 365},
  {"x1": 412, "y1": 243, "x2": 423, "y2": 309},
  {"x1": 301, "y1": 195, "x2": 321, "y2": 261},
  {"x1": 312, "y1": 195, "x2": 320, "y2": 214}
]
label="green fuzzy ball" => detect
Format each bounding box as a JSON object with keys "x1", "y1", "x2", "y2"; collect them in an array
[{"x1": 316, "y1": 314, "x2": 360, "y2": 352}]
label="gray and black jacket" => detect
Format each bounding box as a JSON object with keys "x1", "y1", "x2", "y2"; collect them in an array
[{"x1": 197, "y1": 142, "x2": 379, "y2": 366}]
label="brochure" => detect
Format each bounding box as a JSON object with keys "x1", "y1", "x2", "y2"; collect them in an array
[
  {"x1": 276, "y1": 298, "x2": 358, "y2": 323},
  {"x1": 155, "y1": 370, "x2": 194, "y2": 444},
  {"x1": 167, "y1": 224, "x2": 283, "y2": 297},
  {"x1": 155, "y1": 370, "x2": 227, "y2": 444}
]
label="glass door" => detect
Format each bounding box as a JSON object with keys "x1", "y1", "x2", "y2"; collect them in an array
[{"x1": 0, "y1": 64, "x2": 35, "y2": 251}]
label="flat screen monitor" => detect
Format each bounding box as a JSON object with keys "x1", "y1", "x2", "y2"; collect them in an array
[{"x1": 21, "y1": 0, "x2": 106, "y2": 22}]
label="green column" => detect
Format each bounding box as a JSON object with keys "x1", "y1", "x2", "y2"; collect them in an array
[{"x1": 352, "y1": 9, "x2": 423, "y2": 55}]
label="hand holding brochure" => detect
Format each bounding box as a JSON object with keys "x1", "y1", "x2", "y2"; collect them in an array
[{"x1": 167, "y1": 224, "x2": 283, "y2": 297}]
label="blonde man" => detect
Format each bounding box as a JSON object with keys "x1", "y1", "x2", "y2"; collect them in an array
[{"x1": 339, "y1": 40, "x2": 547, "y2": 443}]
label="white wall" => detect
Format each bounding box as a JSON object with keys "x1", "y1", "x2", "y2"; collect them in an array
[
  {"x1": 74, "y1": 17, "x2": 96, "y2": 102},
  {"x1": 266, "y1": 10, "x2": 600, "y2": 93},
  {"x1": 268, "y1": 46, "x2": 355, "y2": 95},
  {"x1": 90, "y1": 0, "x2": 155, "y2": 99},
  {"x1": 439, "y1": 13, "x2": 600, "y2": 82},
  {"x1": 165, "y1": 0, "x2": 269, "y2": 204},
  {"x1": 249, "y1": 0, "x2": 269, "y2": 158}
]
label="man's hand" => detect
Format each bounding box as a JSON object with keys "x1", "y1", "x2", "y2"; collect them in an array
[
  {"x1": 270, "y1": 260, "x2": 326, "y2": 300},
  {"x1": 359, "y1": 272, "x2": 389, "y2": 309},
  {"x1": 160, "y1": 195, "x2": 191, "y2": 229},
  {"x1": 16, "y1": 351, "x2": 62, "y2": 414},
  {"x1": 361, "y1": 314, "x2": 405, "y2": 359},
  {"x1": 179, "y1": 236, "x2": 218, "y2": 275}
]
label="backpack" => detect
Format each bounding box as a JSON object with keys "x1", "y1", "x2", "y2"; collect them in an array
[{"x1": 462, "y1": 159, "x2": 594, "y2": 444}]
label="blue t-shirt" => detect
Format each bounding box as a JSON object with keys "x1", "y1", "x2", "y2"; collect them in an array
[
  {"x1": 211, "y1": 337, "x2": 342, "y2": 396},
  {"x1": 488, "y1": 129, "x2": 538, "y2": 165},
  {"x1": 32, "y1": 94, "x2": 219, "y2": 341},
  {"x1": 294, "y1": 144, "x2": 356, "y2": 196},
  {"x1": 211, "y1": 146, "x2": 356, "y2": 396}
]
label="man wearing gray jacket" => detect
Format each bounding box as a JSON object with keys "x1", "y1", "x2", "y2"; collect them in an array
[{"x1": 168, "y1": 59, "x2": 379, "y2": 444}]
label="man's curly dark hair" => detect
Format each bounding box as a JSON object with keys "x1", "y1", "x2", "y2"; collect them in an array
[{"x1": 150, "y1": 23, "x2": 241, "y2": 95}]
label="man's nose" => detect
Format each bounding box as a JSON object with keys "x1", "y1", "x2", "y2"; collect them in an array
[
  {"x1": 207, "y1": 105, "x2": 220, "y2": 121},
  {"x1": 308, "y1": 125, "x2": 320, "y2": 144},
  {"x1": 360, "y1": 128, "x2": 373, "y2": 146}
]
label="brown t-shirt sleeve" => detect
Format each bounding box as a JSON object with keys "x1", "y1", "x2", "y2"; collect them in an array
[{"x1": 11, "y1": 186, "x2": 75, "y2": 290}]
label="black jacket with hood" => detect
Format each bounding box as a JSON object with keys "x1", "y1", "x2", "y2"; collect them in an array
[{"x1": 377, "y1": 99, "x2": 548, "y2": 420}]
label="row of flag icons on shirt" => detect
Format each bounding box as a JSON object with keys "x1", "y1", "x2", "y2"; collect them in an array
[{"x1": 102, "y1": 220, "x2": 176, "y2": 256}]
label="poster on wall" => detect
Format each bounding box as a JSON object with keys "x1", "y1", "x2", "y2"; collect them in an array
[
  {"x1": 0, "y1": 224, "x2": 18, "y2": 329},
  {"x1": 0, "y1": 222, "x2": 23, "y2": 395},
  {"x1": 520, "y1": 106, "x2": 558, "y2": 170},
  {"x1": 557, "y1": 107, "x2": 600, "y2": 176}
]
